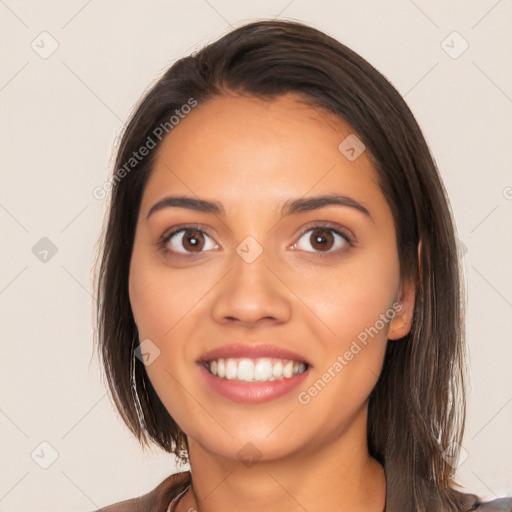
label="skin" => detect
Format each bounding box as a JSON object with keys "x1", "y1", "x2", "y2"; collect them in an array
[{"x1": 128, "y1": 93, "x2": 415, "y2": 512}]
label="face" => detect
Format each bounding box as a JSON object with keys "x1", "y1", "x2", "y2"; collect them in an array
[{"x1": 129, "y1": 93, "x2": 414, "y2": 463}]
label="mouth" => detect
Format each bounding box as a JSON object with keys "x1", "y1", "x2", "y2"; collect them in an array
[
  {"x1": 201, "y1": 357, "x2": 310, "y2": 383},
  {"x1": 195, "y1": 343, "x2": 312, "y2": 402}
]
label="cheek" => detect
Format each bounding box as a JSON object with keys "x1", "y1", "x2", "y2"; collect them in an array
[
  {"x1": 129, "y1": 251, "x2": 209, "y2": 340},
  {"x1": 128, "y1": 253, "x2": 196, "y2": 421},
  {"x1": 293, "y1": 253, "x2": 399, "y2": 414},
  {"x1": 294, "y1": 248, "x2": 400, "y2": 340},
  {"x1": 129, "y1": 258, "x2": 167, "y2": 338}
]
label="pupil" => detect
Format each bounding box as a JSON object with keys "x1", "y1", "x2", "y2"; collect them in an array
[
  {"x1": 310, "y1": 229, "x2": 333, "y2": 251},
  {"x1": 184, "y1": 229, "x2": 204, "y2": 251}
]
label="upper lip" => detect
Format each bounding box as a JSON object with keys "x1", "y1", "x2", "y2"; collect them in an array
[{"x1": 197, "y1": 343, "x2": 311, "y2": 366}]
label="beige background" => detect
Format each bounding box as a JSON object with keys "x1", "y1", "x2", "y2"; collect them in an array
[{"x1": 1, "y1": 1, "x2": 511, "y2": 510}]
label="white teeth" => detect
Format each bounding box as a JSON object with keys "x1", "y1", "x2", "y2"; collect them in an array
[
  {"x1": 206, "y1": 357, "x2": 307, "y2": 382},
  {"x1": 237, "y1": 359, "x2": 254, "y2": 381},
  {"x1": 225, "y1": 358, "x2": 237, "y2": 379},
  {"x1": 272, "y1": 360, "x2": 283, "y2": 378},
  {"x1": 217, "y1": 359, "x2": 225, "y2": 378},
  {"x1": 254, "y1": 359, "x2": 273, "y2": 381},
  {"x1": 283, "y1": 360, "x2": 293, "y2": 378}
]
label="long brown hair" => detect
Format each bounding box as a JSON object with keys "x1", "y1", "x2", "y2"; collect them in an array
[{"x1": 93, "y1": 20, "x2": 466, "y2": 511}]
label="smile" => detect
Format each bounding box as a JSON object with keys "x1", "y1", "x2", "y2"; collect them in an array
[{"x1": 204, "y1": 357, "x2": 308, "y2": 382}]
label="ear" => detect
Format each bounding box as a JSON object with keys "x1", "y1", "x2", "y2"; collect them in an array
[{"x1": 387, "y1": 278, "x2": 415, "y2": 341}]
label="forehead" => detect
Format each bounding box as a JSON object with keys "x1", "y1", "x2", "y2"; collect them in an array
[{"x1": 142, "y1": 93, "x2": 382, "y2": 212}]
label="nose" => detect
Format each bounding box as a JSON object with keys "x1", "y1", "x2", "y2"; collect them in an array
[{"x1": 210, "y1": 252, "x2": 292, "y2": 327}]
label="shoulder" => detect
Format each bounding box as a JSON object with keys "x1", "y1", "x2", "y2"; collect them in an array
[
  {"x1": 450, "y1": 488, "x2": 512, "y2": 512},
  {"x1": 91, "y1": 470, "x2": 191, "y2": 512},
  {"x1": 475, "y1": 497, "x2": 512, "y2": 511}
]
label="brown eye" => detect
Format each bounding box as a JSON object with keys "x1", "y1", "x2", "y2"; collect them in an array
[
  {"x1": 294, "y1": 226, "x2": 348, "y2": 254},
  {"x1": 180, "y1": 229, "x2": 204, "y2": 252},
  {"x1": 164, "y1": 228, "x2": 217, "y2": 254},
  {"x1": 309, "y1": 229, "x2": 335, "y2": 251}
]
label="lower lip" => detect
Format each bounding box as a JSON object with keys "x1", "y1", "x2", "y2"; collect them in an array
[{"x1": 197, "y1": 363, "x2": 310, "y2": 403}]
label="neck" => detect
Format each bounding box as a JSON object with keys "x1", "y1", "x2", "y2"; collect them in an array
[{"x1": 177, "y1": 414, "x2": 386, "y2": 512}]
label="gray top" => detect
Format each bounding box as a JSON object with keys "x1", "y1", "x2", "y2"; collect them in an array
[{"x1": 93, "y1": 470, "x2": 512, "y2": 512}]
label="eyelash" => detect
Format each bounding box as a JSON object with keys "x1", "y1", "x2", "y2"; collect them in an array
[
  {"x1": 156, "y1": 224, "x2": 216, "y2": 259},
  {"x1": 294, "y1": 222, "x2": 353, "y2": 257},
  {"x1": 155, "y1": 222, "x2": 353, "y2": 259}
]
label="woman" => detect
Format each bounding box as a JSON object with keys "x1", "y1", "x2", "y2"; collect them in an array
[{"x1": 92, "y1": 20, "x2": 511, "y2": 512}]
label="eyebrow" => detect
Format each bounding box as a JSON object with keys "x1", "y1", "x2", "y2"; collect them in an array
[
  {"x1": 147, "y1": 196, "x2": 225, "y2": 219},
  {"x1": 146, "y1": 193, "x2": 372, "y2": 221},
  {"x1": 281, "y1": 194, "x2": 371, "y2": 219}
]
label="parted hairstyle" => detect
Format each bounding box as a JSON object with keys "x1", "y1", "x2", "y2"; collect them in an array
[{"x1": 94, "y1": 19, "x2": 467, "y2": 511}]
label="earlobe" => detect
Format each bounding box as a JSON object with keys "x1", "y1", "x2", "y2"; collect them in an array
[{"x1": 387, "y1": 279, "x2": 415, "y2": 341}]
